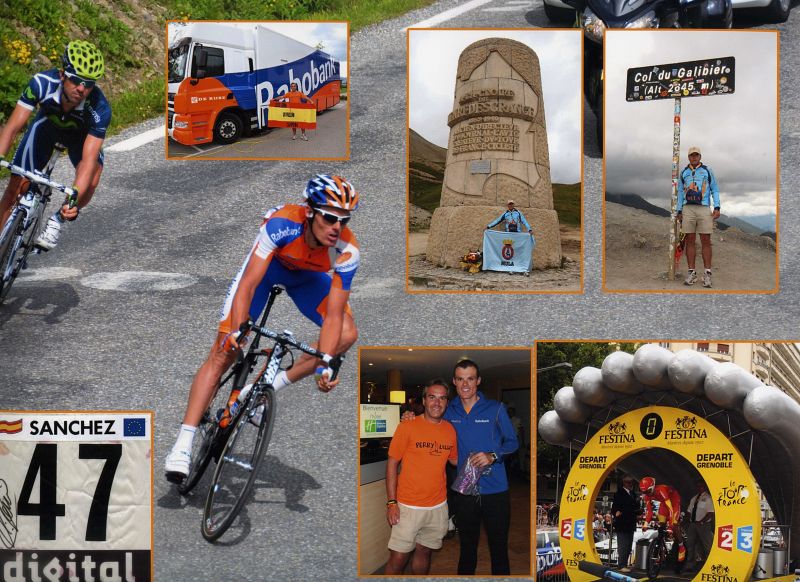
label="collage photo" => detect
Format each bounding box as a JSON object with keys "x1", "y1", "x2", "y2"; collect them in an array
[{"x1": 0, "y1": 1, "x2": 796, "y2": 581}]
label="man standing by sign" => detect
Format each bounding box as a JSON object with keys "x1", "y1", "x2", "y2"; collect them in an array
[
  {"x1": 385, "y1": 380, "x2": 457, "y2": 575},
  {"x1": 278, "y1": 82, "x2": 314, "y2": 141},
  {"x1": 684, "y1": 480, "x2": 714, "y2": 572},
  {"x1": 611, "y1": 474, "x2": 639, "y2": 572},
  {"x1": 486, "y1": 200, "x2": 532, "y2": 234},
  {"x1": 676, "y1": 147, "x2": 720, "y2": 287}
]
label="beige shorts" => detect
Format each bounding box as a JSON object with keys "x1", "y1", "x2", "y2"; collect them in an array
[
  {"x1": 388, "y1": 503, "x2": 449, "y2": 553},
  {"x1": 681, "y1": 204, "x2": 714, "y2": 234}
]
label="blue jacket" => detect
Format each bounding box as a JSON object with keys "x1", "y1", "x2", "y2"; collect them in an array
[
  {"x1": 444, "y1": 392, "x2": 519, "y2": 494},
  {"x1": 487, "y1": 209, "x2": 531, "y2": 232},
  {"x1": 676, "y1": 164, "x2": 720, "y2": 212}
]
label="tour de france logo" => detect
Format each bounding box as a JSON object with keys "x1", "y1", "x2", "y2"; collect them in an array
[
  {"x1": 566, "y1": 481, "x2": 590, "y2": 503},
  {"x1": 717, "y1": 481, "x2": 750, "y2": 507},
  {"x1": 501, "y1": 239, "x2": 515, "y2": 261},
  {"x1": 640, "y1": 412, "x2": 664, "y2": 440}
]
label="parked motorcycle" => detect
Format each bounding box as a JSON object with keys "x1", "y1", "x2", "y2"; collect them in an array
[{"x1": 563, "y1": 0, "x2": 732, "y2": 151}]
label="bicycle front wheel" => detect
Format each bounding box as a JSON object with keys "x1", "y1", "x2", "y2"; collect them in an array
[
  {"x1": 646, "y1": 538, "x2": 664, "y2": 579},
  {"x1": 0, "y1": 211, "x2": 26, "y2": 302},
  {"x1": 201, "y1": 386, "x2": 276, "y2": 541}
]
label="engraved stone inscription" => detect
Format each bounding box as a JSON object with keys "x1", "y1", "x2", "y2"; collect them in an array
[{"x1": 452, "y1": 122, "x2": 520, "y2": 154}]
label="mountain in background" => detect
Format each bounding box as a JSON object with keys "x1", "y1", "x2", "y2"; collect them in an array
[
  {"x1": 410, "y1": 129, "x2": 580, "y2": 226},
  {"x1": 605, "y1": 192, "x2": 775, "y2": 236},
  {"x1": 408, "y1": 129, "x2": 447, "y2": 215}
]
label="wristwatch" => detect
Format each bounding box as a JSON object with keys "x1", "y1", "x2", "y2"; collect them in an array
[{"x1": 489, "y1": 452, "x2": 498, "y2": 463}]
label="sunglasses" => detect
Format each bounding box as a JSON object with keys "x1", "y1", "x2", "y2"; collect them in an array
[
  {"x1": 64, "y1": 71, "x2": 96, "y2": 90},
  {"x1": 315, "y1": 208, "x2": 351, "y2": 226}
]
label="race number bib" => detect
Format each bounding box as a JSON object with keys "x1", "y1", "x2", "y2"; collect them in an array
[{"x1": 0, "y1": 412, "x2": 152, "y2": 581}]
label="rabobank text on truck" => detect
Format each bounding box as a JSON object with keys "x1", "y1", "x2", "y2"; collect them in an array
[{"x1": 167, "y1": 22, "x2": 343, "y2": 146}]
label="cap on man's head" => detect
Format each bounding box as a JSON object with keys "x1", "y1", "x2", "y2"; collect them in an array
[
  {"x1": 507, "y1": 199, "x2": 515, "y2": 205},
  {"x1": 688, "y1": 146, "x2": 702, "y2": 156}
]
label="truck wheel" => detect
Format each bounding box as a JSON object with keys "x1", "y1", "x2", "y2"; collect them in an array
[{"x1": 214, "y1": 112, "x2": 243, "y2": 145}]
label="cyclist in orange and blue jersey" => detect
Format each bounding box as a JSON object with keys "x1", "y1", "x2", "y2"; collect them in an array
[
  {"x1": 165, "y1": 174, "x2": 360, "y2": 481},
  {"x1": 0, "y1": 40, "x2": 110, "y2": 250}
]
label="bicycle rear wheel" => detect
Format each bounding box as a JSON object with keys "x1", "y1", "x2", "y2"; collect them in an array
[
  {"x1": 646, "y1": 538, "x2": 664, "y2": 579},
  {"x1": 201, "y1": 386, "x2": 276, "y2": 541},
  {"x1": 0, "y1": 212, "x2": 26, "y2": 302}
]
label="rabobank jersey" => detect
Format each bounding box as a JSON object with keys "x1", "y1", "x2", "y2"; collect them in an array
[
  {"x1": 18, "y1": 69, "x2": 112, "y2": 139},
  {"x1": 254, "y1": 204, "x2": 359, "y2": 291}
]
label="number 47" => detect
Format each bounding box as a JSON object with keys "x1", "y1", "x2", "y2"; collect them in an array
[{"x1": 18, "y1": 443, "x2": 122, "y2": 542}]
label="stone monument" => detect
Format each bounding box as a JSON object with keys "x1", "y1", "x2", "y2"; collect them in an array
[{"x1": 426, "y1": 37, "x2": 562, "y2": 269}]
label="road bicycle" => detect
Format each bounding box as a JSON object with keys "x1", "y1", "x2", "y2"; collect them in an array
[
  {"x1": 646, "y1": 523, "x2": 684, "y2": 579},
  {"x1": 0, "y1": 147, "x2": 76, "y2": 302},
  {"x1": 172, "y1": 285, "x2": 342, "y2": 541}
]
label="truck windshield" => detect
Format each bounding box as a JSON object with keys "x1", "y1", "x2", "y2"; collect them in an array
[{"x1": 168, "y1": 42, "x2": 190, "y2": 84}]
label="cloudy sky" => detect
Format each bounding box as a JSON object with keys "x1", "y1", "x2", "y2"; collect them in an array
[
  {"x1": 605, "y1": 30, "x2": 777, "y2": 223},
  {"x1": 168, "y1": 22, "x2": 348, "y2": 77},
  {"x1": 408, "y1": 29, "x2": 582, "y2": 184}
]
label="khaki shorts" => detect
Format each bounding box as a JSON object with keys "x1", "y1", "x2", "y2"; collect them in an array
[
  {"x1": 388, "y1": 503, "x2": 449, "y2": 553},
  {"x1": 681, "y1": 204, "x2": 714, "y2": 234}
]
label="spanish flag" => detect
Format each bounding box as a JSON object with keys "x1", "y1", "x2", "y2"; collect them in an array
[
  {"x1": 267, "y1": 99, "x2": 317, "y2": 129},
  {"x1": 0, "y1": 419, "x2": 22, "y2": 434}
]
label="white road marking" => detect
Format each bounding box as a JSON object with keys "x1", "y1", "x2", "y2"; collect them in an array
[
  {"x1": 106, "y1": 126, "x2": 166, "y2": 152},
  {"x1": 350, "y1": 278, "x2": 405, "y2": 299},
  {"x1": 81, "y1": 271, "x2": 198, "y2": 292},
  {"x1": 184, "y1": 145, "x2": 225, "y2": 158},
  {"x1": 404, "y1": 0, "x2": 494, "y2": 29},
  {"x1": 17, "y1": 267, "x2": 82, "y2": 282}
]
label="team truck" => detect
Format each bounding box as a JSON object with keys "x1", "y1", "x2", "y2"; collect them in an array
[{"x1": 167, "y1": 22, "x2": 342, "y2": 146}]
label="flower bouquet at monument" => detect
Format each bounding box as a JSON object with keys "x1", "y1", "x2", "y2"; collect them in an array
[{"x1": 459, "y1": 250, "x2": 483, "y2": 273}]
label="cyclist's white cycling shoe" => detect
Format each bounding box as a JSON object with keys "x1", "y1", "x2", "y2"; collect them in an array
[
  {"x1": 165, "y1": 448, "x2": 191, "y2": 482},
  {"x1": 35, "y1": 216, "x2": 62, "y2": 251}
]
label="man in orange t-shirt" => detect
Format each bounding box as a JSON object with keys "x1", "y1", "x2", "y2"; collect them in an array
[
  {"x1": 279, "y1": 82, "x2": 313, "y2": 141},
  {"x1": 385, "y1": 380, "x2": 458, "y2": 574}
]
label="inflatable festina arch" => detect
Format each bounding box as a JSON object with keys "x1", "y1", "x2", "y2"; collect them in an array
[{"x1": 538, "y1": 344, "x2": 800, "y2": 580}]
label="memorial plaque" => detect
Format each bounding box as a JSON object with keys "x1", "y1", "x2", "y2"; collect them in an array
[{"x1": 470, "y1": 160, "x2": 491, "y2": 174}]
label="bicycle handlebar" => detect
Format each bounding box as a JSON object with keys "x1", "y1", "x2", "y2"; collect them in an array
[
  {"x1": 1, "y1": 159, "x2": 77, "y2": 201},
  {"x1": 240, "y1": 319, "x2": 345, "y2": 381}
]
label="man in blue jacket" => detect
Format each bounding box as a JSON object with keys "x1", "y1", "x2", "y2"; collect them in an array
[
  {"x1": 486, "y1": 200, "x2": 532, "y2": 234},
  {"x1": 446, "y1": 359, "x2": 519, "y2": 575},
  {"x1": 676, "y1": 146, "x2": 721, "y2": 287}
]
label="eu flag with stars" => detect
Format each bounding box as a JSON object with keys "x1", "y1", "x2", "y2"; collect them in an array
[{"x1": 123, "y1": 417, "x2": 147, "y2": 437}]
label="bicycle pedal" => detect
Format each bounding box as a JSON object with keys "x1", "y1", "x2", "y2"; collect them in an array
[{"x1": 33, "y1": 243, "x2": 50, "y2": 253}]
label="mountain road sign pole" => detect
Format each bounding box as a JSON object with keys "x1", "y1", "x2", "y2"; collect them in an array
[
  {"x1": 624, "y1": 56, "x2": 735, "y2": 281},
  {"x1": 670, "y1": 97, "x2": 681, "y2": 280}
]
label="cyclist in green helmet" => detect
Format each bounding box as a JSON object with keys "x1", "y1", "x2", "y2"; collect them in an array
[{"x1": 0, "y1": 40, "x2": 111, "y2": 250}]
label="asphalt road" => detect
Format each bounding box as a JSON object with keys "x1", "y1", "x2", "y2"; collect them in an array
[
  {"x1": 0, "y1": 1, "x2": 798, "y2": 581},
  {"x1": 167, "y1": 102, "x2": 349, "y2": 160}
]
